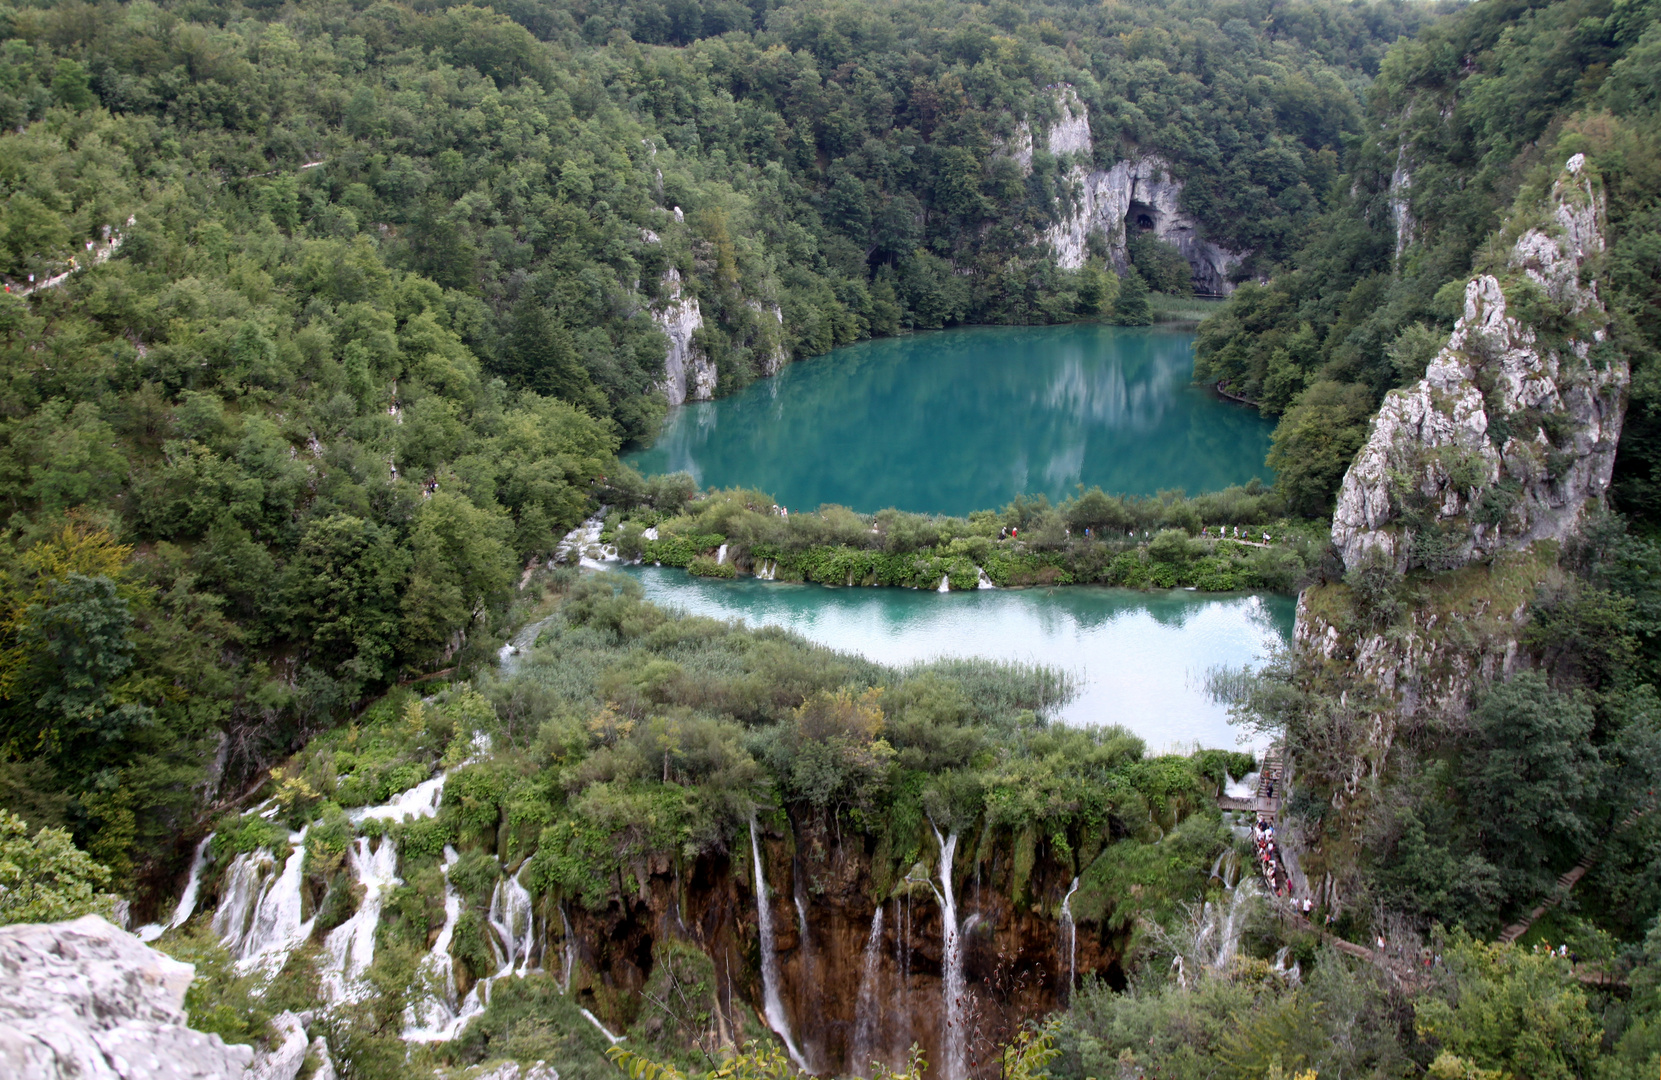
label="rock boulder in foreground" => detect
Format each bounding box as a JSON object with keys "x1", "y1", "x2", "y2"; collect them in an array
[{"x1": 0, "y1": 914, "x2": 256, "y2": 1079}]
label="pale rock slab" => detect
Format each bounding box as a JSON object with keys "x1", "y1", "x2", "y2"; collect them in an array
[{"x1": 0, "y1": 915, "x2": 255, "y2": 1079}]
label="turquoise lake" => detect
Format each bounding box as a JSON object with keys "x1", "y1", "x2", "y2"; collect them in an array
[
  {"x1": 624, "y1": 324, "x2": 1275, "y2": 516},
  {"x1": 618, "y1": 565, "x2": 1294, "y2": 752}
]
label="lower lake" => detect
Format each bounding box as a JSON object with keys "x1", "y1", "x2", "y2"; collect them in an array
[
  {"x1": 617, "y1": 565, "x2": 1294, "y2": 753},
  {"x1": 624, "y1": 324, "x2": 1275, "y2": 516}
]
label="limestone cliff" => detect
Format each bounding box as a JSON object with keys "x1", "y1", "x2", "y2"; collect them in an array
[
  {"x1": 1331, "y1": 155, "x2": 1623, "y2": 577},
  {"x1": 1022, "y1": 88, "x2": 1244, "y2": 295},
  {"x1": 654, "y1": 265, "x2": 717, "y2": 407},
  {"x1": 1288, "y1": 155, "x2": 1622, "y2": 742}
]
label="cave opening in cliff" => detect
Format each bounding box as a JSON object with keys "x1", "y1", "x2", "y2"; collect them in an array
[{"x1": 1128, "y1": 200, "x2": 1158, "y2": 231}]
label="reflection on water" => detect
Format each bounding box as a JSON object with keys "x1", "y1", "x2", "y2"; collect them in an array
[
  {"x1": 625, "y1": 324, "x2": 1275, "y2": 516},
  {"x1": 618, "y1": 565, "x2": 1293, "y2": 753}
]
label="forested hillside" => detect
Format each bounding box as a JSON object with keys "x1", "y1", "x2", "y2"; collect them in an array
[{"x1": 0, "y1": 0, "x2": 1424, "y2": 877}]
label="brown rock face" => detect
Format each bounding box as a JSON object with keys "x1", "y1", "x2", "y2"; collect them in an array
[{"x1": 560, "y1": 817, "x2": 1124, "y2": 1078}]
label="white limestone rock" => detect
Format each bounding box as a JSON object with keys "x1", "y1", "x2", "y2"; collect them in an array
[
  {"x1": 654, "y1": 266, "x2": 717, "y2": 406},
  {"x1": 1021, "y1": 88, "x2": 1244, "y2": 294},
  {"x1": 0, "y1": 914, "x2": 256, "y2": 1079},
  {"x1": 1331, "y1": 155, "x2": 1623, "y2": 575}
]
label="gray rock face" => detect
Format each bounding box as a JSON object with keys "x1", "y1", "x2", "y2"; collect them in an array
[
  {"x1": 1331, "y1": 155, "x2": 1623, "y2": 574},
  {"x1": 1024, "y1": 88, "x2": 1244, "y2": 294},
  {"x1": 0, "y1": 914, "x2": 255, "y2": 1079},
  {"x1": 654, "y1": 266, "x2": 717, "y2": 406}
]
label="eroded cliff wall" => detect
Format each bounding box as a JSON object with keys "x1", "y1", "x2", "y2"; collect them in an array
[{"x1": 1026, "y1": 89, "x2": 1244, "y2": 295}]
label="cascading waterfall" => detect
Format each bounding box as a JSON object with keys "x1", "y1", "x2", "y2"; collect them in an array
[
  {"x1": 929, "y1": 824, "x2": 967, "y2": 1080},
  {"x1": 403, "y1": 847, "x2": 463, "y2": 1042},
  {"x1": 320, "y1": 834, "x2": 403, "y2": 1003},
  {"x1": 349, "y1": 773, "x2": 446, "y2": 824},
  {"x1": 489, "y1": 863, "x2": 537, "y2": 975},
  {"x1": 218, "y1": 829, "x2": 316, "y2": 977},
  {"x1": 716, "y1": 543, "x2": 729, "y2": 565},
  {"x1": 749, "y1": 816, "x2": 810, "y2": 1072},
  {"x1": 937, "y1": 575, "x2": 951, "y2": 593},
  {"x1": 581, "y1": 1008, "x2": 626, "y2": 1045},
  {"x1": 1187, "y1": 851, "x2": 1257, "y2": 975},
  {"x1": 755, "y1": 559, "x2": 777, "y2": 581},
  {"x1": 850, "y1": 905, "x2": 885, "y2": 1077},
  {"x1": 169, "y1": 833, "x2": 215, "y2": 929},
  {"x1": 417, "y1": 859, "x2": 537, "y2": 1042},
  {"x1": 1059, "y1": 877, "x2": 1081, "y2": 999},
  {"x1": 560, "y1": 903, "x2": 578, "y2": 994},
  {"x1": 975, "y1": 567, "x2": 995, "y2": 589},
  {"x1": 139, "y1": 833, "x2": 217, "y2": 942}
]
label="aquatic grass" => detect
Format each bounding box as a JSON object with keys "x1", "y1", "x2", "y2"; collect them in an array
[{"x1": 901, "y1": 657, "x2": 1078, "y2": 724}]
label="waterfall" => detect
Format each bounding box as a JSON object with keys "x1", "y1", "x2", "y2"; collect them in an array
[
  {"x1": 1190, "y1": 874, "x2": 1257, "y2": 974},
  {"x1": 170, "y1": 834, "x2": 215, "y2": 929},
  {"x1": 975, "y1": 567, "x2": 994, "y2": 589},
  {"x1": 348, "y1": 772, "x2": 445, "y2": 824},
  {"x1": 139, "y1": 833, "x2": 217, "y2": 941},
  {"x1": 320, "y1": 834, "x2": 403, "y2": 1003},
  {"x1": 403, "y1": 847, "x2": 463, "y2": 1042},
  {"x1": 716, "y1": 543, "x2": 728, "y2": 565},
  {"x1": 1059, "y1": 877, "x2": 1080, "y2": 999},
  {"x1": 581, "y1": 1008, "x2": 626, "y2": 1045},
  {"x1": 409, "y1": 858, "x2": 535, "y2": 1043},
  {"x1": 937, "y1": 575, "x2": 950, "y2": 593},
  {"x1": 560, "y1": 904, "x2": 578, "y2": 994},
  {"x1": 850, "y1": 906, "x2": 884, "y2": 1077},
  {"x1": 756, "y1": 559, "x2": 777, "y2": 581},
  {"x1": 930, "y1": 824, "x2": 966, "y2": 1080},
  {"x1": 217, "y1": 829, "x2": 316, "y2": 978},
  {"x1": 489, "y1": 863, "x2": 536, "y2": 975},
  {"x1": 748, "y1": 816, "x2": 809, "y2": 1072}
]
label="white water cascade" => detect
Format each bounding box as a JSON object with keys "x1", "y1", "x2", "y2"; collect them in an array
[
  {"x1": 403, "y1": 847, "x2": 463, "y2": 1042},
  {"x1": 581, "y1": 1008, "x2": 626, "y2": 1045},
  {"x1": 749, "y1": 816, "x2": 810, "y2": 1072},
  {"x1": 850, "y1": 906, "x2": 885, "y2": 1076},
  {"x1": 320, "y1": 834, "x2": 403, "y2": 1003},
  {"x1": 138, "y1": 833, "x2": 216, "y2": 942},
  {"x1": 755, "y1": 559, "x2": 778, "y2": 581},
  {"x1": 489, "y1": 863, "x2": 537, "y2": 975},
  {"x1": 415, "y1": 859, "x2": 538, "y2": 1043},
  {"x1": 348, "y1": 772, "x2": 446, "y2": 824},
  {"x1": 560, "y1": 903, "x2": 578, "y2": 994},
  {"x1": 1187, "y1": 850, "x2": 1257, "y2": 975},
  {"x1": 1059, "y1": 877, "x2": 1081, "y2": 999},
  {"x1": 929, "y1": 824, "x2": 967, "y2": 1080},
  {"x1": 937, "y1": 575, "x2": 951, "y2": 593},
  {"x1": 716, "y1": 543, "x2": 729, "y2": 565},
  {"x1": 975, "y1": 567, "x2": 995, "y2": 589},
  {"x1": 214, "y1": 828, "x2": 316, "y2": 977}
]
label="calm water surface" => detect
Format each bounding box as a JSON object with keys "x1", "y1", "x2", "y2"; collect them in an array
[
  {"x1": 625, "y1": 324, "x2": 1274, "y2": 515},
  {"x1": 618, "y1": 565, "x2": 1293, "y2": 752}
]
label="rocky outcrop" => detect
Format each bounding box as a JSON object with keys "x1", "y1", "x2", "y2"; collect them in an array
[
  {"x1": 1331, "y1": 155, "x2": 1623, "y2": 575},
  {"x1": 0, "y1": 914, "x2": 255, "y2": 1079},
  {"x1": 654, "y1": 266, "x2": 717, "y2": 406},
  {"x1": 1025, "y1": 88, "x2": 1244, "y2": 295}
]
